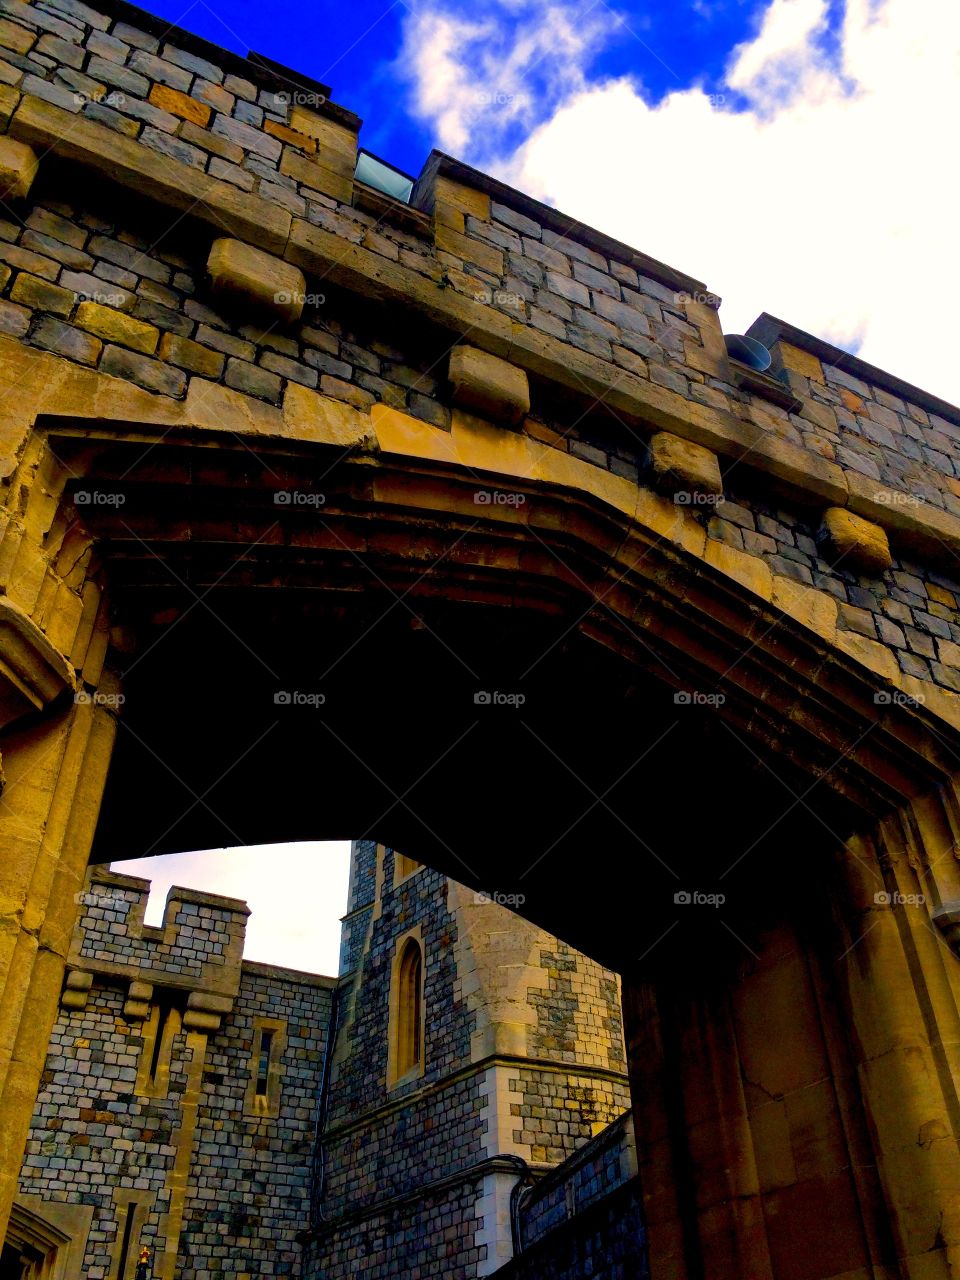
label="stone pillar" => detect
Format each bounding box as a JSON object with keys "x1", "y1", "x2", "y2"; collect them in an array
[
  {"x1": 625, "y1": 794, "x2": 960, "y2": 1279},
  {"x1": 0, "y1": 695, "x2": 116, "y2": 1242}
]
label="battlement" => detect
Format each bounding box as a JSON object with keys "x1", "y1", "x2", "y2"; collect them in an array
[{"x1": 63, "y1": 867, "x2": 249, "y2": 1025}]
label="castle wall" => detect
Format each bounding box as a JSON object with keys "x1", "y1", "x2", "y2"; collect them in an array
[
  {"x1": 306, "y1": 842, "x2": 631, "y2": 1280},
  {"x1": 16, "y1": 869, "x2": 332, "y2": 1280}
]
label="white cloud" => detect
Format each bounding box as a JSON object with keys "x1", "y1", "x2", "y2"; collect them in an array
[
  {"x1": 399, "y1": 0, "x2": 621, "y2": 155},
  {"x1": 403, "y1": 0, "x2": 960, "y2": 405},
  {"x1": 113, "y1": 841, "x2": 351, "y2": 976}
]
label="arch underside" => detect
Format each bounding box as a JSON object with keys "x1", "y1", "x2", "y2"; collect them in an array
[{"x1": 34, "y1": 418, "x2": 959, "y2": 976}]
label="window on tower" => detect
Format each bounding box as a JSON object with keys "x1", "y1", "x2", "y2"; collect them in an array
[{"x1": 389, "y1": 933, "x2": 424, "y2": 1085}]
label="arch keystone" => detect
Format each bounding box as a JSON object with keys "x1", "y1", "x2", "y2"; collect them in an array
[
  {"x1": 207, "y1": 238, "x2": 306, "y2": 325},
  {"x1": 820, "y1": 506, "x2": 893, "y2": 575}
]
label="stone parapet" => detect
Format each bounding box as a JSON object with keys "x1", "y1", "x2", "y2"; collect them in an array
[{"x1": 67, "y1": 867, "x2": 249, "y2": 1000}]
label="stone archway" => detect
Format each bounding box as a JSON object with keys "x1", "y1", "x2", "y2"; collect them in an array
[{"x1": 3, "y1": 377, "x2": 960, "y2": 1278}]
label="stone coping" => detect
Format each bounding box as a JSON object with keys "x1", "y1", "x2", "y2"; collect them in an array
[
  {"x1": 748, "y1": 312, "x2": 960, "y2": 429},
  {"x1": 241, "y1": 958, "x2": 337, "y2": 988},
  {"x1": 412, "y1": 150, "x2": 708, "y2": 296},
  {"x1": 87, "y1": 866, "x2": 250, "y2": 914},
  {"x1": 80, "y1": 0, "x2": 359, "y2": 130}
]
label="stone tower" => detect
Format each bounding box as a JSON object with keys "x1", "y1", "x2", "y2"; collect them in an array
[{"x1": 304, "y1": 841, "x2": 631, "y2": 1277}]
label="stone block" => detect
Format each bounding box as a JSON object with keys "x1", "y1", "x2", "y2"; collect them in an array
[
  {"x1": 75, "y1": 301, "x2": 158, "y2": 354},
  {"x1": 648, "y1": 430, "x2": 723, "y2": 500},
  {"x1": 819, "y1": 506, "x2": 892, "y2": 575},
  {"x1": 448, "y1": 345, "x2": 530, "y2": 426},
  {"x1": 207, "y1": 237, "x2": 306, "y2": 325},
  {"x1": 0, "y1": 135, "x2": 38, "y2": 200},
  {"x1": 147, "y1": 82, "x2": 210, "y2": 127}
]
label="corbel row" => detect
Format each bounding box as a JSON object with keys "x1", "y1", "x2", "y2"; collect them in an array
[{"x1": 60, "y1": 970, "x2": 234, "y2": 1032}]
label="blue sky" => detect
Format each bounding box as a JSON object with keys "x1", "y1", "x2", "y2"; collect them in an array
[
  {"x1": 139, "y1": 0, "x2": 773, "y2": 176},
  {"x1": 117, "y1": 0, "x2": 960, "y2": 968}
]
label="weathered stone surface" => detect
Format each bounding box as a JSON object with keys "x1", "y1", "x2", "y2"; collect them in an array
[
  {"x1": 74, "y1": 301, "x2": 158, "y2": 354},
  {"x1": 820, "y1": 506, "x2": 893, "y2": 575},
  {"x1": 0, "y1": 135, "x2": 37, "y2": 199},
  {"x1": 207, "y1": 237, "x2": 306, "y2": 325},
  {"x1": 648, "y1": 430, "x2": 723, "y2": 500},
  {"x1": 448, "y1": 345, "x2": 530, "y2": 426},
  {"x1": 100, "y1": 344, "x2": 186, "y2": 396},
  {"x1": 148, "y1": 82, "x2": 210, "y2": 126},
  {"x1": 158, "y1": 332, "x2": 223, "y2": 378}
]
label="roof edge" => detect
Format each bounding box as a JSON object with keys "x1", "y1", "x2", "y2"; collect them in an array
[{"x1": 748, "y1": 313, "x2": 960, "y2": 429}]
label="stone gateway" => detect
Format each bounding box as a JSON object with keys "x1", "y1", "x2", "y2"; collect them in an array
[{"x1": 2, "y1": 0, "x2": 960, "y2": 1276}]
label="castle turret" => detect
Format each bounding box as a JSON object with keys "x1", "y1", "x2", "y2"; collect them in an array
[{"x1": 306, "y1": 841, "x2": 631, "y2": 1277}]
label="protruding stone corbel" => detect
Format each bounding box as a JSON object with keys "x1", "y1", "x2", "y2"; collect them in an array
[
  {"x1": 0, "y1": 136, "x2": 39, "y2": 200},
  {"x1": 819, "y1": 507, "x2": 893, "y2": 575},
  {"x1": 207, "y1": 238, "x2": 307, "y2": 326},
  {"x1": 0, "y1": 596, "x2": 76, "y2": 731},
  {"x1": 647, "y1": 430, "x2": 723, "y2": 503},
  {"x1": 183, "y1": 990, "x2": 234, "y2": 1033},
  {"x1": 933, "y1": 903, "x2": 960, "y2": 957},
  {"x1": 61, "y1": 969, "x2": 93, "y2": 1011},
  {"x1": 448, "y1": 346, "x2": 530, "y2": 426},
  {"x1": 123, "y1": 980, "x2": 153, "y2": 1021}
]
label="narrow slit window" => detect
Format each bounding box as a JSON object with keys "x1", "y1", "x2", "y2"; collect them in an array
[
  {"x1": 396, "y1": 938, "x2": 423, "y2": 1078},
  {"x1": 148, "y1": 1000, "x2": 171, "y2": 1086},
  {"x1": 256, "y1": 1030, "x2": 273, "y2": 1097},
  {"x1": 115, "y1": 1201, "x2": 136, "y2": 1280}
]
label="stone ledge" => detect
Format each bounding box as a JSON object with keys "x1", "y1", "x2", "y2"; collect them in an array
[
  {"x1": 4, "y1": 93, "x2": 960, "y2": 573},
  {"x1": 8, "y1": 94, "x2": 291, "y2": 253}
]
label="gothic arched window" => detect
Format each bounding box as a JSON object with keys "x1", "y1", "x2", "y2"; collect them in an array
[{"x1": 393, "y1": 936, "x2": 424, "y2": 1082}]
